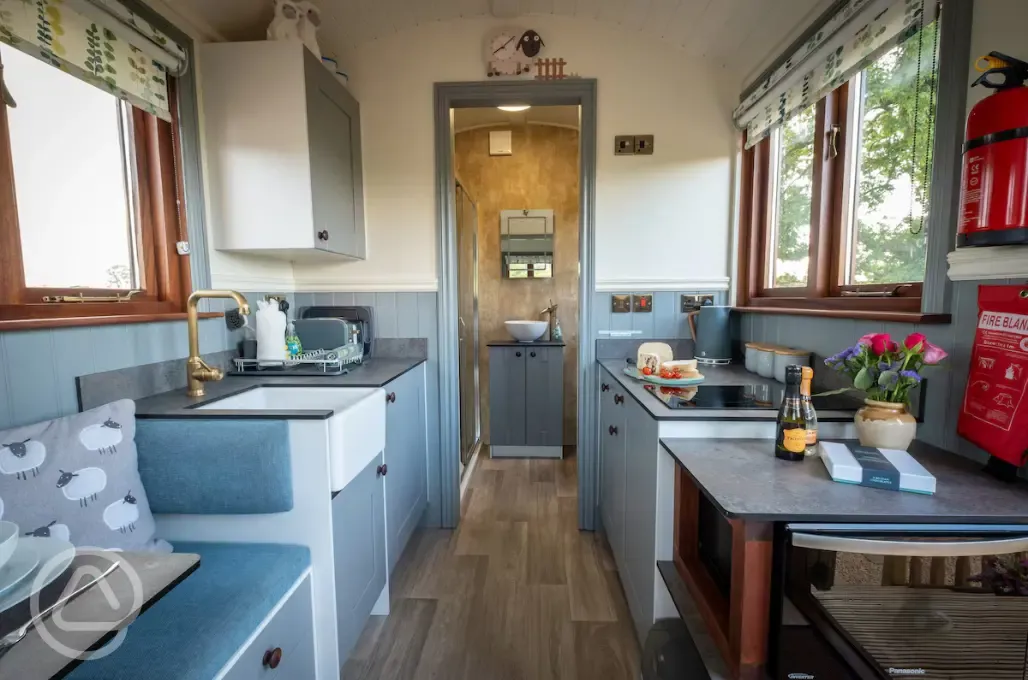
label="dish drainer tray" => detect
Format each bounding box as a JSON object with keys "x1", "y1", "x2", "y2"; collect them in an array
[{"x1": 229, "y1": 346, "x2": 362, "y2": 376}]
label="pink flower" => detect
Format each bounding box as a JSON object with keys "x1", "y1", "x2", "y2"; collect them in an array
[
  {"x1": 922, "y1": 340, "x2": 948, "y2": 364},
  {"x1": 905, "y1": 332, "x2": 927, "y2": 351},
  {"x1": 858, "y1": 333, "x2": 878, "y2": 347},
  {"x1": 869, "y1": 333, "x2": 893, "y2": 356}
]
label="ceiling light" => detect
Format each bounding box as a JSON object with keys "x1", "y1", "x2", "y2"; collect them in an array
[{"x1": 497, "y1": 105, "x2": 531, "y2": 112}]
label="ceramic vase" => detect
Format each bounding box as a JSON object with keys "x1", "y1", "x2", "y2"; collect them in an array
[{"x1": 854, "y1": 399, "x2": 917, "y2": 450}]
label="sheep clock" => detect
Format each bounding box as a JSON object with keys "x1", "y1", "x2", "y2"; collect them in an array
[{"x1": 486, "y1": 28, "x2": 544, "y2": 77}]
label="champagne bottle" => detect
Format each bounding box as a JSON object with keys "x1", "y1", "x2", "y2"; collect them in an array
[
  {"x1": 800, "y1": 366, "x2": 819, "y2": 456},
  {"x1": 775, "y1": 365, "x2": 806, "y2": 462}
]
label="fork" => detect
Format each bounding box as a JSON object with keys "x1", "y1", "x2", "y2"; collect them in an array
[{"x1": 0, "y1": 561, "x2": 121, "y2": 662}]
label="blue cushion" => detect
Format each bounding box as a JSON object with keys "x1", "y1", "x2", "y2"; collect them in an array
[
  {"x1": 136, "y1": 420, "x2": 293, "y2": 514},
  {"x1": 67, "y1": 542, "x2": 311, "y2": 680}
]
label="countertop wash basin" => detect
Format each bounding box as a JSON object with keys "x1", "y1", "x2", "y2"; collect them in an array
[
  {"x1": 195, "y1": 386, "x2": 385, "y2": 491},
  {"x1": 505, "y1": 320, "x2": 549, "y2": 342}
]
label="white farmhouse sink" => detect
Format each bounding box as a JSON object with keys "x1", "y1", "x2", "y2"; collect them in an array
[
  {"x1": 196, "y1": 386, "x2": 386, "y2": 491},
  {"x1": 505, "y1": 320, "x2": 549, "y2": 342}
]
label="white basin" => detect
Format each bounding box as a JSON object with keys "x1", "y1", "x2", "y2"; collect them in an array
[
  {"x1": 505, "y1": 320, "x2": 549, "y2": 342},
  {"x1": 196, "y1": 386, "x2": 386, "y2": 492}
]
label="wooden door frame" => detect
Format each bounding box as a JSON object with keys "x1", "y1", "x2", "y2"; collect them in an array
[{"x1": 434, "y1": 79, "x2": 598, "y2": 529}]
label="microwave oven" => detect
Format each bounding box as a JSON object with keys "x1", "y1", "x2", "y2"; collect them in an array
[{"x1": 772, "y1": 523, "x2": 1028, "y2": 680}]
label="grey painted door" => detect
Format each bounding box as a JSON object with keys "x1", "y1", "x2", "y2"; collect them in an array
[
  {"x1": 525, "y1": 347, "x2": 563, "y2": 446},
  {"x1": 599, "y1": 369, "x2": 627, "y2": 568},
  {"x1": 304, "y1": 48, "x2": 365, "y2": 258},
  {"x1": 623, "y1": 395, "x2": 659, "y2": 644},
  {"x1": 333, "y1": 453, "x2": 386, "y2": 663},
  {"x1": 488, "y1": 347, "x2": 527, "y2": 446},
  {"x1": 385, "y1": 367, "x2": 428, "y2": 573}
]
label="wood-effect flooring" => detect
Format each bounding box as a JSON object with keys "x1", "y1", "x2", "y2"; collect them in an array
[{"x1": 342, "y1": 449, "x2": 642, "y2": 680}]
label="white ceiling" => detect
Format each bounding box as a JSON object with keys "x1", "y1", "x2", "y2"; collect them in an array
[
  {"x1": 168, "y1": 0, "x2": 829, "y2": 80},
  {"x1": 453, "y1": 105, "x2": 580, "y2": 132}
]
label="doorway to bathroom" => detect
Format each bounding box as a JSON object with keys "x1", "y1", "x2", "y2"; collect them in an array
[{"x1": 456, "y1": 179, "x2": 482, "y2": 481}]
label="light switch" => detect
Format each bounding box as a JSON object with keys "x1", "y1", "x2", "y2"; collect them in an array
[
  {"x1": 611, "y1": 295, "x2": 631, "y2": 313},
  {"x1": 634, "y1": 135, "x2": 654, "y2": 155},
  {"x1": 632, "y1": 294, "x2": 653, "y2": 313},
  {"x1": 614, "y1": 135, "x2": 635, "y2": 156}
]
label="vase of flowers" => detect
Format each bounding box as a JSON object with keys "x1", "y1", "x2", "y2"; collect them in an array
[{"x1": 824, "y1": 332, "x2": 947, "y2": 450}]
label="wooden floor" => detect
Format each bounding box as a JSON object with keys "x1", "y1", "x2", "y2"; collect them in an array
[{"x1": 342, "y1": 448, "x2": 642, "y2": 680}]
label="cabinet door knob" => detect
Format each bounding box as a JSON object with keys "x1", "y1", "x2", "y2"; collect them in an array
[
  {"x1": 515, "y1": 351, "x2": 522, "y2": 358},
  {"x1": 263, "y1": 648, "x2": 283, "y2": 669},
  {"x1": 608, "y1": 425, "x2": 618, "y2": 436},
  {"x1": 317, "y1": 230, "x2": 329, "y2": 241},
  {"x1": 530, "y1": 351, "x2": 537, "y2": 358},
  {"x1": 601, "y1": 383, "x2": 610, "y2": 392},
  {"x1": 377, "y1": 464, "x2": 388, "y2": 477},
  {"x1": 386, "y1": 392, "x2": 396, "y2": 403},
  {"x1": 614, "y1": 394, "x2": 624, "y2": 405}
]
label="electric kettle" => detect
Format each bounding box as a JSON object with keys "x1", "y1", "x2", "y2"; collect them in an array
[{"x1": 686, "y1": 305, "x2": 732, "y2": 365}]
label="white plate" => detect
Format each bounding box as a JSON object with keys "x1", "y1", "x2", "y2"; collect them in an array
[
  {"x1": 0, "y1": 537, "x2": 75, "y2": 616},
  {"x1": 0, "y1": 544, "x2": 38, "y2": 599}
]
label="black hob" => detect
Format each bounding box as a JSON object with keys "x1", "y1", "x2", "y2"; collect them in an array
[{"x1": 643, "y1": 384, "x2": 857, "y2": 411}]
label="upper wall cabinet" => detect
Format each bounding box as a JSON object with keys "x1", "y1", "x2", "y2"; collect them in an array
[{"x1": 200, "y1": 41, "x2": 366, "y2": 260}]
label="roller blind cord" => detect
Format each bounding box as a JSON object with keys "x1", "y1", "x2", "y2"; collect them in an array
[{"x1": 909, "y1": 0, "x2": 940, "y2": 237}]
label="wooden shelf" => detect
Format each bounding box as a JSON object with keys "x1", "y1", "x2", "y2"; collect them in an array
[{"x1": 947, "y1": 245, "x2": 1028, "y2": 281}]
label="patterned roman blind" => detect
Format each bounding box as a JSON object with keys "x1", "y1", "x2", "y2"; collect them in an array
[
  {"x1": 0, "y1": 0, "x2": 187, "y2": 121},
  {"x1": 734, "y1": 0, "x2": 934, "y2": 149}
]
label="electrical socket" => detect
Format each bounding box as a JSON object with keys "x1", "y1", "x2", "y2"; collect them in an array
[
  {"x1": 611, "y1": 295, "x2": 631, "y2": 313},
  {"x1": 680, "y1": 294, "x2": 715, "y2": 312}
]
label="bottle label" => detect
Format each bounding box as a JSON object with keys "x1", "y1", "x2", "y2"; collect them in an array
[
  {"x1": 805, "y1": 428, "x2": 818, "y2": 446},
  {"x1": 783, "y1": 428, "x2": 807, "y2": 454}
]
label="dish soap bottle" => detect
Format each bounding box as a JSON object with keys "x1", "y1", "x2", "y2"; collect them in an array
[
  {"x1": 775, "y1": 365, "x2": 807, "y2": 462},
  {"x1": 552, "y1": 316, "x2": 563, "y2": 343},
  {"x1": 286, "y1": 321, "x2": 303, "y2": 359},
  {"x1": 800, "y1": 366, "x2": 819, "y2": 456}
]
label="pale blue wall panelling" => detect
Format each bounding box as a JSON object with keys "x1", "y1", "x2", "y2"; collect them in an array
[{"x1": 591, "y1": 291, "x2": 729, "y2": 338}]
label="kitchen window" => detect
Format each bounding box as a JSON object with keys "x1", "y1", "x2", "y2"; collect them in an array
[
  {"x1": 0, "y1": 42, "x2": 190, "y2": 329},
  {"x1": 738, "y1": 15, "x2": 946, "y2": 321}
]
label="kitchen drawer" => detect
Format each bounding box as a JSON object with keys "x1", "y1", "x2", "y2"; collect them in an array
[{"x1": 220, "y1": 572, "x2": 315, "y2": 680}]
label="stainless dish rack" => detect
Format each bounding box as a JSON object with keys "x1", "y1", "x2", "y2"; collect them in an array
[{"x1": 232, "y1": 344, "x2": 363, "y2": 376}]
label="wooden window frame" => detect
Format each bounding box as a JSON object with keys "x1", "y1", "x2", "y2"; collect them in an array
[
  {"x1": 736, "y1": 78, "x2": 948, "y2": 324},
  {"x1": 0, "y1": 64, "x2": 195, "y2": 330}
]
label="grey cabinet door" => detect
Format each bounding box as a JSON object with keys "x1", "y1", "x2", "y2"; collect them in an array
[
  {"x1": 385, "y1": 367, "x2": 428, "y2": 573},
  {"x1": 525, "y1": 347, "x2": 563, "y2": 446},
  {"x1": 489, "y1": 347, "x2": 526, "y2": 446},
  {"x1": 333, "y1": 453, "x2": 386, "y2": 663},
  {"x1": 304, "y1": 49, "x2": 365, "y2": 258},
  {"x1": 623, "y1": 396, "x2": 659, "y2": 643},
  {"x1": 599, "y1": 370, "x2": 627, "y2": 568}
]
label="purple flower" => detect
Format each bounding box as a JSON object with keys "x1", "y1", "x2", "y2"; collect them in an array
[{"x1": 900, "y1": 370, "x2": 922, "y2": 383}]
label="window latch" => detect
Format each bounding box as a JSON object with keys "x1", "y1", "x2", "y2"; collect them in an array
[
  {"x1": 828, "y1": 124, "x2": 841, "y2": 159},
  {"x1": 42, "y1": 291, "x2": 142, "y2": 303},
  {"x1": 841, "y1": 284, "x2": 914, "y2": 298}
]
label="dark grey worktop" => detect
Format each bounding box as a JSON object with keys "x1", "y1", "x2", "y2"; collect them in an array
[
  {"x1": 661, "y1": 438, "x2": 1028, "y2": 523},
  {"x1": 134, "y1": 358, "x2": 425, "y2": 420},
  {"x1": 487, "y1": 340, "x2": 566, "y2": 347},
  {"x1": 599, "y1": 359, "x2": 861, "y2": 421}
]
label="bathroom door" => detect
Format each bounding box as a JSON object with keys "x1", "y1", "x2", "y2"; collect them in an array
[{"x1": 456, "y1": 181, "x2": 481, "y2": 472}]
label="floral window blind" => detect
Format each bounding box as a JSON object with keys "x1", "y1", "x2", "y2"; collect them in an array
[
  {"x1": 0, "y1": 0, "x2": 187, "y2": 121},
  {"x1": 733, "y1": 0, "x2": 933, "y2": 149}
]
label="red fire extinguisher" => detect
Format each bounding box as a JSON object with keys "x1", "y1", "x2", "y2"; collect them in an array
[{"x1": 957, "y1": 52, "x2": 1028, "y2": 247}]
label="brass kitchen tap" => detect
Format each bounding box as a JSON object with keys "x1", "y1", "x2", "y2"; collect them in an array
[{"x1": 186, "y1": 290, "x2": 250, "y2": 397}]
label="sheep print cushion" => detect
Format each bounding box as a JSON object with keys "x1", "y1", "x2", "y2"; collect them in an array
[{"x1": 0, "y1": 399, "x2": 161, "y2": 551}]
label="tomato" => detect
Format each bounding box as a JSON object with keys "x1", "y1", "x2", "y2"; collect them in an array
[{"x1": 642, "y1": 366, "x2": 652, "y2": 376}]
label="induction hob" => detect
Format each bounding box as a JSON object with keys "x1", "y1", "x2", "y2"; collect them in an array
[{"x1": 643, "y1": 383, "x2": 858, "y2": 411}]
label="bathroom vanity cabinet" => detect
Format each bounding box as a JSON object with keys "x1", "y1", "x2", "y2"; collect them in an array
[{"x1": 488, "y1": 342, "x2": 564, "y2": 458}]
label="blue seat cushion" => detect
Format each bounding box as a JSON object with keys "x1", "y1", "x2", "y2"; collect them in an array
[{"x1": 68, "y1": 542, "x2": 311, "y2": 680}]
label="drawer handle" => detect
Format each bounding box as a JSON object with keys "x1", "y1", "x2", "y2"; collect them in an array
[
  {"x1": 377, "y1": 464, "x2": 388, "y2": 477},
  {"x1": 317, "y1": 230, "x2": 329, "y2": 241},
  {"x1": 515, "y1": 351, "x2": 522, "y2": 358},
  {"x1": 263, "y1": 648, "x2": 283, "y2": 669},
  {"x1": 614, "y1": 394, "x2": 624, "y2": 405},
  {"x1": 601, "y1": 383, "x2": 610, "y2": 392},
  {"x1": 530, "y1": 351, "x2": 536, "y2": 358},
  {"x1": 386, "y1": 392, "x2": 396, "y2": 404},
  {"x1": 608, "y1": 425, "x2": 618, "y2": 436}
]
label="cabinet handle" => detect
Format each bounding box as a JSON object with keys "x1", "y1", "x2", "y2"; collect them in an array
[
  {"x1": 317, "y1": 230, "x2": 329, "y2": 241},
  {"x1": 614, "y1": 394, "x2": 624, "y2": 405},
  {"x1": 530, "y1": 351, "x2": 537, "y2": 358},
  {"x1": 386, "y1": 392, "x2": 396, "y2": 403},
  {"x1": 515, "y1": 351, "x2": 522, "y2": 358},
  {"x1": 608, "y1": 425, "x2": 618, "y2": 436},
  {"x1": 601, "y1": 383, "x2": 610, "y2": 392},
  {"x1": 377, "y1": 464, "x2": 388, "y2": 477},
  {"x1": 263, "y1": 648, "x2": 283, "y2": 669}
]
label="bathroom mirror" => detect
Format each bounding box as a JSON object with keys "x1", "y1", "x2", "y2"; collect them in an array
[{"x1": 500, "y1": 209, "x2": 554, "y2": 279}]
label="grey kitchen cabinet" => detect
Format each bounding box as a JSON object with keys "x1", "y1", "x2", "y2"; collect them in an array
[
  {"x1": 489, "y1": 345, "x2": 564, "y2": 458},
  {"x1": 622, "y1": 391, "x2": 659, "y2": 643},
  {"x1": 384, "y1": 364, "x2": 428, "y2": 573},
  {"x1": 200, "y1": 41, "x2": 366, "y2": 260},
  {"x1": 599, "y1": 377, "x2": 627, "y2": 570},
  {"x1": 333, "y1": 453, "x2": 386, "y2": 664}
]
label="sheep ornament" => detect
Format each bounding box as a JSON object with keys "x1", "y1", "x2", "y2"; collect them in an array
[
  {"x1": 0, "y1": 439, "x2": 46, "y2": 480},
  {"x1": 56, "y1": 467, "x2": 107, "y2": 508},
  {"x1": 79, "y1": 418, "x2": 123, "y2": 456}
]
